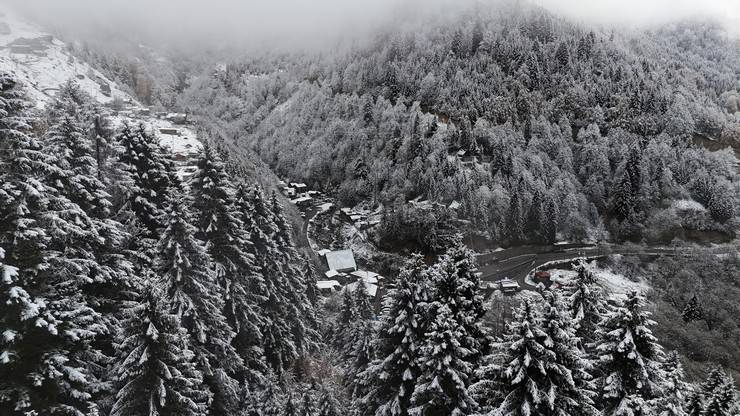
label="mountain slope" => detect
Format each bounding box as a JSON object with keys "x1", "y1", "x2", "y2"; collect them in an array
[{"x1": 0, "y1": 9, "x2": 136, "y2": 107}]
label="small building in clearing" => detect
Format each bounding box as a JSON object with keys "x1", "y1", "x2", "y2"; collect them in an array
[
  {"x1": 350, "y1": 270, "x2": 382, "y2": 284},
  {"x1": 324, "y1": 269, "x2": 340, "y2": 280},
  {"x1": 344, "y1": 281, "x2": 378, "y2": 298},
  {"x1": 316, "y1": 280, "x2": 342, "y2": 295},
  {"x1": 159, "y1": 128, "x2": 180, "y2": 136},
  {"x1": 291, "y1": 195, "x2": 313, "y2": 208},
  {"x1": 325, "y1": 249, "x2": 357, "y2": 273}
]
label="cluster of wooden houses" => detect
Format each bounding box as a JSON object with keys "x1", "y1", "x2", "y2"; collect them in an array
[
  {"x1": 279, "y1": 181, "x2": 321, "y2": 209},
  {"x1": 315, "y1": 249, "x2": 383, "y2": 300},
  {"x1": 339, "y1": 207, "x2": 381, "y2": 230}
]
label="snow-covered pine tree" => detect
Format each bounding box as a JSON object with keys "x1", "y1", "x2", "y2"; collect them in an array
[
  {"x1": 300, "y1": 391, "x2": 316, "y2": 416},
  {"x1": 702, "y1": 377, "x2": 737, "y2": 416},
  {"x1": 539, "y1": 290, "x2": 599, "y2": 415},
  {"x1": 156, "y1": 195, "x2": 244, "y2": 415},
  {"x1": 317, "y1": 387, "x2": 342, "y2": 416},
  {"x1": 190, "y1": 144, "x2": 267, "y2": 381},
  {"x1": 334, "y1": 285, "x2": 358, "y2": 350},
  {"x1": 594, "y1": 290, "x2": 667, "y2": 415},
  {"x1": 346, "y1": 317, "x2": 376, "y2": 401},
  {"x1": 687, "y1": 367, "x2": 738, "y2": 416},
  {"x1": 410, "y1": 303, "x2": 477, "y2": 416},
  {"x1": 0, "y1": 72, "x2": 106, "y2": 415},
  {"x1": 344, "y1": 280, "x2": 376, "y2": 396},
  {"x1": 110, "y1": 286, "x2": 209, "y2": 416},
  {"x1": 429, "y1": 243, "x2": 488, "y2": 364},
  {"x1": 650, "y1": 351, "x2": 688, "y2": 416},
  {"x1": 44, "y1": 86, "x2": 133, "y2": 410},
  {"x1": 284, "y1": 395, "x2": 298, "y2": 416},
  {"x1": 235, "y1": 184, "x2": 316, "y2": 376},
  {"x1": 304, "y1": 259, "x2": 319, "y2": 306},
  {"x1": 565, "y1": 259, "x2": 611, "y2": 347},
  {"x1": 355, "y1": 254, "x2": 428, "y2": 416},
  {"x1": 237, "y1": 383, "x2": 261, "y2": 416},
  {"x1": 353, "y1": 279, "x2": 374, "y2": 321},
  {"x1": 612, "y1": 170, "x2": 635, "y2": 221},
  {"x1": 268, "y1": 192, "x2": 319, "y2": 357},
  {"x1": 116, "y1": 122, "x2": 180, "y2": 237},
  {"x1": 681, "y1": 295, "x2": 703, "y2": 323},
  {"x1": 477, "y1": 299, "x2": 548, "y2": 415},
  {"x1": 260, "y1": 379, "x2": 285, "y2": 416}
]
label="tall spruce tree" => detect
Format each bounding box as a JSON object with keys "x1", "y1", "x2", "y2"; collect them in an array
[
  {"x1": 410, "y1": 244, "x2": 486, "y2": 416},
  {"x1": 355, "y1": 255, "x2": 428, "y2": 416},
  {"x1": 116, "y1": 122, "x2": 180, "y2": 237},
  {"x1": 410, "y1": 303, "x2": 478, "y2": 416},
  {"x1": 565, "y1": 260, "x2": 611, "y2": 347},
  {"x1": 44, "y1": 88, "x2": 133, "y2": 410},
  {"x1": 429, "y1": 243, "x2": 488, "y2": 363},
  {"x1": 300, "y1": 391, "x2": 316, "y2": 416},
  {"x1": 681, "y1": 295, "x2": 703, "y2": 323},
  {"x1": 317, "y1": 387, "x2": 342, "y2": 416},
  {"x1": 110, "y1": 286, "x2": 209, "y2": 416},
  {"x1": 0, "y1": 72, "x2": 106, "y2": 415},
  {"x1": 190, "y1": 145, "x2": 267, "y2": 381},
  {"x1": 156, "y1": 196, "x2": 244, "y2": 415},
  {"x1": 479, "y1": 299, "x2": 549, "y2": 415},
  {"x1": 539, "y1": 290, "x2": 599, "y2": 416},
  {"x1": 651, "y1": 351, "x2": 688, "y2": 416},
  {"x1": 235, "y1": 184, "x2": 318, "y2": 376},
  {"x1": 686, "y1": 367, "x2": 738, "y2": 416},
  {"x1": 594, "y1": 291, "x2": 667, "y2": 415}
]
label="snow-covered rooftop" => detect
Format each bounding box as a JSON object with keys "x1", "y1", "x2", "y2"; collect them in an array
[
  {"x1": 325, "y1": 249, "x2": 356, "y2": 272},
  {"x1": 344, "y1": 281, "x2": 378, "y2": 298},
  {"x1": 316, "y1": 280, "x2": 341, "y2": 290}
]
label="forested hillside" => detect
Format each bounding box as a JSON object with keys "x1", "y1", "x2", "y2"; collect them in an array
[
  {"x1": 0, "y1": 74, "x2": 318, "y2": 415},
  {"x1": 179, "y1": 3, "x2": 740, "y2": 248},
  {"x1": 1, "y1": 1, "x2": 740, "y2": 415}
]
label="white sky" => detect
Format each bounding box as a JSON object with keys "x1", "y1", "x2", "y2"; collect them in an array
[{"x1": 1, "y1": 0, "x2": 738, "y2": 51}]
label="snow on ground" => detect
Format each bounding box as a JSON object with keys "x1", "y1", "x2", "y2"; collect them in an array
[
  {"x1": 672, "y1": 199, "x2": 706, "y2": 212},
  {"x1": 341, "y1": 224, "x2": 379, "y2": 264},
  {"x1": 546, "y1": 260, "x2": 648, "y2": 299},
  {"x1": 0, "y1": 10, "x2": 135, "y2": 108},
  {"x1": 148, "y1": 118, "x2": 202, "y2": 155},
  {"x1": 109, "y1": 113, "x2": 203, "y2": 183}
]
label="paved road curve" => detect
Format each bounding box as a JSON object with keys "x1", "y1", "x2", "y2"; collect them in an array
[{"x1": 476, "y1": 244, "x2": 688, "y2": 290}]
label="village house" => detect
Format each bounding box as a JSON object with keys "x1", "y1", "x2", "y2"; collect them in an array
[
  {"x1": 159, "y1": 128, "x2": 181, "y2": 136},
  {"x1": 290, "y1": 182, "x2": 307, "y2": 190},
  {"x1": 350, "y1": 270, "x2": 383, "y2": 284},
  {"x1": 325, "y1": 249, "x2": 357, "y2": 273},
  {"x1": 316, "y1": 280, "x2": 342, "y2": 296},
  {"x1": 291, "y1": 195, "x2": 313, "y2": 208}
]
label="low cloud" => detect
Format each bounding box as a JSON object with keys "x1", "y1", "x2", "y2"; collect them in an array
[{"x1": 1, "y1": 0, "x2": 737, "y2": 52}]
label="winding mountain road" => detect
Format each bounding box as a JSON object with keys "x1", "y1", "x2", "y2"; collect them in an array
[{"x1": 476, "y1": 244, "x2": 694, "y2": 290}]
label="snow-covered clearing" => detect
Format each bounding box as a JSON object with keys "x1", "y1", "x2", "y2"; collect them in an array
[
  {"x1": 547, "y1": 260, "x2": 648, "y2": 299},
  {"x1": 0, "y1": 10, "x2": 134, "y2": 107}
]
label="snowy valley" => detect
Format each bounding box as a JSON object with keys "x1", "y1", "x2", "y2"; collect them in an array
[{"x1": 0, "y1": 1, "x2": 739, "y2": 415}]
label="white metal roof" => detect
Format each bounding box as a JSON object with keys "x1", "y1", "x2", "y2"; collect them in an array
[
  {"x1": 326, "y1": 249, "x2": 357, "y2": 272},
  {"x1": 316, "y1": 280, "x2": 341, "y2": 290}
]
